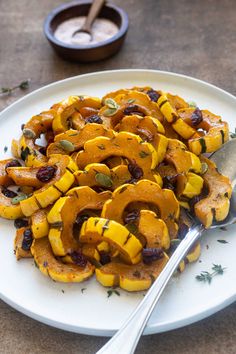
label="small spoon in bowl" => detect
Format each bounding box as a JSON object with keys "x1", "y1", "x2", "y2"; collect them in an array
[
  {"x1": 72, "y1": 0, "x2": 105, "y2": 42},
  {"x1": 96, "y1": 138, "x2": 236, "y2": 354}
]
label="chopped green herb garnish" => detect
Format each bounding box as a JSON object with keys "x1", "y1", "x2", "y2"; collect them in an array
[
  {"x1": 217, "y1": 239, "x2": 228, "y2": 244},
  {"x1": 139, "y1": 151, "x2": 149, "y2": 158},
  {"x1": 81, "y1": 288, "x2": 87, "y2": 293},
  {"x1": 196, "y1": 264, "x2": 226, "y2": 284},
  {"x1": 3, "y1": 146, "x2": 8, "y2": 153},
  {"x1": 107, "y1": 289, "x2": 120, "y2": 298}
]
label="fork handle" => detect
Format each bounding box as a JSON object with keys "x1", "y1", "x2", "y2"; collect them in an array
[{"x1": 96, "y1": 223, "x2": 204, "y2": 354}]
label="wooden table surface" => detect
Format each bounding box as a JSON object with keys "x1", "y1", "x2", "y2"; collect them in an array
[{"x1": 1, "y1": 0, "x2": 236, "y2": 353}]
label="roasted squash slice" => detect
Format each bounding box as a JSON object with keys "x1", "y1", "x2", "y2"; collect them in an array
[
  {"x1": 176, "y1": 172, "x2": 204, "y2": 199},
  {"x1": 102, "y1": 179, "x2": 180, "y2": 238},
  {"x1": 20, "y1": 154, "x2": 77, "y2": 217},
  {"x1": 76, "y1": 132, "x2": 161, "y2": 183},
  {"x1": 31, "y1": 208, "x2": 50, "y2": 239},
  {"x1": 17, "y1": 109, "x2": 56, "y2": 167},
  {"x1": 18, "y1": 135, "x2": 48, "y2": 167},
  {"x1": 47, "y1": 187, "x2": 112, "y2": 256},
  {"x1": 47, "y1": 124, "x2": 115, "y2": 156},
  {"x1": 74, "y1": 163, "x2": 131, "y2": 190},
  {"x1": 95, "y1": 254, "x2": 169, "y2": 291},
  {"x1": 23, "y1": 109, "x2": 55, "y2": 138},
  {"x1": 52, "y1": 95, "x2": 101, "y2": 134},
  {"x1": 194, "y1": 157, "x2": 232, "y2": 228},
  {"x1": 0, "y1": 159, "x2": 17, "y2": 186},
  {"x1": 6, "y1": 166, "x2": 44, "y2": 188},
  {"x1": 115, "y1": 115, "x2": 168, "y2": 163},
  {"x1": 0, "y1": 186, "x2": 24, "y2": 219},
  {"x1": 100, "y1": 91, "x2": 164, "y2": 128},
  {"x1": 80, "y1": 217, "x2": 143, "y2": 264},
  {"x1": 31, "y1": 237, "x2": 94, "y2": 282},
  {"x1": 14, "y1": 227, "x2": 33, "y2": 260},
  {"x1": 165, "y1": 139, "x2": 202, "y2": 174},
  {"x1": 138, "y1": 210, "x2": 170, "y2": 250},
  {"x1": 177, "y1": 108, "x2": 229, "y2": 155}
]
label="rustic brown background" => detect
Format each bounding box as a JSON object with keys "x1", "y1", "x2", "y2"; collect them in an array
[{"x1": 1, "y1": 0, "x2": 236, "y2": 353}]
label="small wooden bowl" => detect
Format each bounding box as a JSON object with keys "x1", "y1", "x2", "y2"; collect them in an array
[{"x1": 44, "y1": 1, "x2": 129, "y2": 62}]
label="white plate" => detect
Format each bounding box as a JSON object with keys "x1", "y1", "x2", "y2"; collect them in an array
[{"x1": 0, "y1": 70, "x2": 236, "y2": 336}]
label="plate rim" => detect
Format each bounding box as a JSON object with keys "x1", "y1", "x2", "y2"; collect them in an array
[{"x1": 0, "y1": 69, "x2": 235, "y2": 336}]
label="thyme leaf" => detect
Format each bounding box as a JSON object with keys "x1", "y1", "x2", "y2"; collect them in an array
[
  {"x1": 107, "y1": 289, "x2": 120, "y2": 298},
  {"x1": 1, "y1": 79, "x2": 30, "y2": 96},
  {"x1": 196, "y1": 264, "x2": 226, "y2": 284}
]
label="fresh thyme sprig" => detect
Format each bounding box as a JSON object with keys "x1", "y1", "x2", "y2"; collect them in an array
[
  {"x1": 0, "y1": 79, "x2": 30, "y2": 96},
  {"x1": 196, "y1": 264, "x2": 226, "y2": 284}
]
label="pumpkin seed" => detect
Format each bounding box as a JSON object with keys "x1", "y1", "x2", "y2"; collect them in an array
[
  {"x1": 103, "y1": 107, "x2": 119, "y2": 117},
  {"x1": 104, "y1": 98, "x2": 119, "y2": 110},
  {"x1": 59, "y1": 140, "x2": 75, "y2": 152},
  {"x1": 95, "y1": 173, "x2": 113, "y2": 188},
  {"x1": 188, "y1": 101, "x2": 197, "y2": 108},
  {"x1": 23, "y1": 128, "x2": 36, "y2": 139},
  {"x1": 11, "y1": 193, "x2": 28, "y2": 204},
  {"x1": 139, "y1": 150, "x2": 149, "y2": 158},
  {"x1": 201, "y1": 162, "x2": 208, "y2": 174}
]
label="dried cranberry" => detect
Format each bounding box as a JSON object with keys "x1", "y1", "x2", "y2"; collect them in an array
[
  {"x1": 100, "y1": 252, "x2": 111, "y2": 265},
  {"x1": 2, "y1": 187, "x2": 17, "y2": 198},
  {"x1": 22, "y1": 229, "x2": 33, "y2": 251},
  {"x1": 14, "y1": 218, "x2": 29, "y2": 229},
  {"x1": 128, "y1": 163, "x2": 143, "y2": 180},
  {"x1": 123, "y1": 105, "x2": 145, "y2": 116},
  {"x1": 85, "y1": 115, "x2": 103, "y2": 124},
  {"x1": 36, "y1": 165, "x2": 56, "y2": 182},
  {"x1": 142, "y1": 248, "x2": 164, "y2": 265},
  {"x1": 70, "y1": 251, "x2": 87, "y2": 267},
  {"x1": 178, "y1": 223, "x2": 189, "y2": 240},
  {"x1": 123, "y1": 209, "x2": 140, "y2": 224},
  {"x1": 191, "y1": 108, "x2": 203, "y2": 126},
  {"x1": 146, "y1": 89, "x2": 160, "y2": 102},
  {"x1": 5, "y1": 159, "x2": 21, "y2": 170}
]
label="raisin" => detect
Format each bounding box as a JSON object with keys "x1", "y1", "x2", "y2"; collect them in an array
[
  {"x1": 22, "y1": 229, "x2": 33, "y2": 251},
  {"x1": 100, "y1": 252, "x2": 111, "y2": 265},
  {"x1": 123, "y1": 105, "x2": 145, "y2": 116},
  {"x1": 146, "y1": 89, "x2": 160, "y2": 102},
  {"x1": 5, "y1": 159, "x2": 21, "y2": 170},
  {"x1": 70, "y1": 251, "x2": 87, "y2": 267},
  {"x1": 85, "y1": 115, "x2": 103, "y2": 124},
  {"x1": 191, "y1": 108, "x2": 203, "y2": 126},
  {"x1": 123, "y1": 209, "x2": 140, "y2": 224},
  {"x1": 36, "y1": 165, "x2": 56, "y2": 182},
  {"x1": 178, "y1": 223, "x2": 189, "y2": 240},
  {"x1": 142, "y1": 248, "x2": 164, "y2": 265},
  {"x1": 14, "y1": 218, "x2": 29, "y2": 229},
  {"x1": 128, "y1": 162, "x2": 143, "y2": 180},
  {"x1": 2, "y1": 187, "x2": 17, "y2": 198}
]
